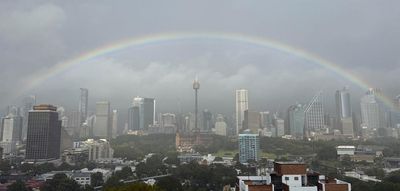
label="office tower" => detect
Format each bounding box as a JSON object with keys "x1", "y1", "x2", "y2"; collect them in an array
[
  {"x1": 66, "y1": 110, "x2": 80, "y2": 137},
  {"x1": 243, "y1": 110, "x2": 261, "y2": 134},
  {"x1": 236, "y1": 89, "x2": 249, "y2": 135},
  {"x1": 304, "y1": 92, "x2": 325, "y2": 137},
  {"x1": 214, "y1": 114, "x2": 227, "y2": 136},
  {"x1": 25, "y1": 104, "x2": 61, "y2": 161},
  {"x1": 193, "y1": 78, "x2": 200, "y2": 131},
  {"x1": 21, "y1": 95, "x2": 36, "y2": 141},
  {"x1": 260, "y1": 111, "x2": 273, "y2": 129},
  {"x1": 239, "y1": 133, "x2": 260, "y2": 164},
  {"x1": 79, "y1": 88, "x2": 89, "y2": 125},
  {"x1": 94, "y1": 101, "x2": 111, "y2": 138},
  {"x1": 287, "y1": 104, "x2": 305, "y2": 139},
  {"x1": 130, "y1": 97, "x2": 155, "y2": 130},
  {"x1": 112, "y1": 109, "x2": 118, "y2": 138},
  {"x1": 335, "y1": 87, "x2": 354, "y2": 137},
  {"x1": 128, "y1": 105, "x2": 140, "y2": 131},
  {"x1": 335, "y1": 87, "x2": 352, "y2": 119},
  {"x1": 202, "y1": 109, "x2": 212, "y2": 132},
  {"x1": 360, "y1": 89, "x2": 386, "y2": 134},
  {"x1": 274, "y1": 118, "x2": 285, "y2": 137},
  {"x1": 1, "y1": 113, "x2": 23, "y2": 155},
  {"x1": 161, "y1": 113, "x2": 176, "y2": 128}
]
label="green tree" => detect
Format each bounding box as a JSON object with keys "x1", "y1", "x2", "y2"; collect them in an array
[
  {"x1": 105, "y1": 182, "x2": 160, "y2": 191},
  {"x1": 90, "y1": 172, "x2": 104, "y2": 187},
  {"x1": 156, "y1": 176, "x2": 182, "y2": 191},
  {"x1": 41, "y1": 173, "x2": 82, "y2": 191},
  {"x1": 7, "y1": 180, "x2": 31, "y2": 191},
  {"x1": 317, "y1": 145, "x2": 337, "y2": 160}
]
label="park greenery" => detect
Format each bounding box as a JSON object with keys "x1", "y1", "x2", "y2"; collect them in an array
[{"x1": 5, "y1": 134, "x2": 400, "y2": 191}]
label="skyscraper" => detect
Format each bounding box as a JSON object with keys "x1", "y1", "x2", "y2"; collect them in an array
[
  {"x1": 25, "y1": 104, "x2": 61, "y2": 161},
  {"x1": 239, "y1": 133, "x2": 260, "y2": 164},
  {"x1": 193, "y1": 77, "x2": 200, "y2": 131},
  {"x1": 130, "y1": 97, "x2": 155, "y2": 130},
  {"x1": 335, "y1": 87, "x2": 352, "y2": 119},
  {"x1": 128, "y1": 105, "x2": 140, "y2": 131},
  {"x1": 236, "y1": 89, "x2": 249, "y2": 135},
  {"x1": 202, "y1": 109, "x2": 212, "y2": 132},
  {"x1": 304, "y1": 92, "x2": 325, "y2": 137},
  {"x1": 214, "y1": 114, "x2": 227, "y2": 136},
  {"x1": 360, "y1": 89, "x2": 386, "y2": 136},
  {"x1": 112, "y1": 109, "x2": 118, "y2": 138},
  {"x1": 335, "y1": 87, "x2": 354, "y2": 137},
  {"x1": 79, "y1": 88, "x2": 89, "y2": 125},
  {"x1": 243, "y1": 110, "x2": 260, "y2": 134},
  {"x1": 94, "y1": 101, "x2": 111, "y2": 138},
  {"x1": 287, "y1": 104, "x2": 305, "y2": 139},
  {"x1": 1, "y1": 113, "x2": 23, "y2": 155},
  {"x1": 21, "y1": 95, "x2": 36, "y2": 141}
]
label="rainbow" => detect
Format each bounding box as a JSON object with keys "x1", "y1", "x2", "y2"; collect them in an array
[{"x1": 19, "y1": 32, "x2": 396, "y2": 108}]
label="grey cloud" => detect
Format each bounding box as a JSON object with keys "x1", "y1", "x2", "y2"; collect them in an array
[{"x1": 1, "y1": 0, "x2": 399, "y2": 115}]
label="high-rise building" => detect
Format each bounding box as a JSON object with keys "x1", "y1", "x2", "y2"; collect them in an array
[
  {"x1": 193, "y1": 78, "x2": 200, "y2": 131},
  {"x1": 202, "y1": 109, "x2": 213, "y2": 132},
  {"x1": 260, "y1": 111, "x2": 273, "y2": 129},
  {"x1": 79, "y1": 88, "x2": 89, "y2": 125},
  {"x1": 236, "y1": 89, "x2": 249, "y2": 135},
  {"x1": 25, "y1": 104, "x2": 61, "y2": 161},
  {"x1": 130, "y1": 97, "x2": 155, "y2": 130},
  {"x1": 335, "y1": 87, "x2": 352, "y2": 119},
  {"x1": 239, "y1": 133, "x2": 260, "y2": 164},
  {"x1": 161, "y1": 113, "x2": 176, "y2": 128},
  {"x1": 274, "y1": 118, "x2": 285, "y2": 137},
  {"x1": 214, "y1": 114, "x2": 227, "y2": 136},
  {"x1": 128, "y1": 105, "x2": 140, "y2": 131},
  {"x1": 287, "y1": 104, "x2": 305, "y2": 139},
  {"x1": 335, "y1": 87, "x2": 354, "y2": 137},
  {"x1": 304, "y1": 92, "x2": 325, "y2": 138},
  {"x1": 112, "y1": 109, "x2": 118, "y2": 138},
  {"x1": 94, "y1": 101, "x2": 111, "y2": 138},
  {"x1": 243, "y1": 110, "x2": 260, "y2": 134},
  {"x1": 1, "y1": 113, "x2": 23, "y2": 155},
  {"x1": 21, "y1": 95, "x2": 36, "y2": 141},
  {"x1": 360, "y1": 89, "x2": 386, "y2": 134}
]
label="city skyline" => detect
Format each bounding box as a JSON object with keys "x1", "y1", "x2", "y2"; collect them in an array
[{"x1": 1, "y1": 1, "x2": 400, "y2": 114}]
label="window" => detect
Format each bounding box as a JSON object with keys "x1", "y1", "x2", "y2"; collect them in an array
[
  {"x1": 285, "y1": 177, "x2": 289, "y2": 181},
  {"x1": 294, "y1": 177, "x2": 299, "y2": 181}
]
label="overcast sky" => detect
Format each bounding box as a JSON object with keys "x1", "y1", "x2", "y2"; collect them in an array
[{"x1": 1, "y1": 0, "x2": 399, "y2": 115}]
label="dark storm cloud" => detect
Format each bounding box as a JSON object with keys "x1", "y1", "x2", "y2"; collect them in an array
[{"x1": 1, "y1": 0, "x2": 399, "y2": 114}]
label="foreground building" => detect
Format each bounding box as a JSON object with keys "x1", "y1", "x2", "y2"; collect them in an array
[
  {"x1": 239, "y1": 133, "x2": 260, "y2": 164},
  {"x1": 236, "y1": 162, "x2": 351, "y2": 191},
  {"x1": 25, "y1": 104, "x2": 61, "y2": 162}
]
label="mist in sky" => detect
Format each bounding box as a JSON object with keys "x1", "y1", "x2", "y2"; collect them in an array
[{"x1": 1, "y1": 0, "x2": 400, "y2": 114}]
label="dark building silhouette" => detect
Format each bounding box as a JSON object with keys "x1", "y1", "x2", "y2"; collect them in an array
[
  {"x1": 25, "y1": 104, "x2": 61, "y2": 162},
  {"x1": 128, "y1": 106, "x2": 140, "y2": 130}
]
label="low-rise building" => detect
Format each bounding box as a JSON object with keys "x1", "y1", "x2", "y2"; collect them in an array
[
  {"x1": 235, "y1": 162, "x2": 351, "y2": 191},
  {"x1": 336, "y1": 146, "x2": 355, "y2": 156}
]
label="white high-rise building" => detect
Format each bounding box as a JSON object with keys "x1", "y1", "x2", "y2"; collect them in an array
[
  {"x1": 214, "y1": 114, "x2": 227, "y2": 136},
  {"x1": 1, "y1": 114, "x2": 23, "y2": 155},
  {"x1": 94, "y1": 101, "x2": 111, "y2": 138},
  {"x1": 236, "y1": 89, "x2": 249, "y2": 135},
  {"x1": 112, "y1": 109, "x2": 118, "y2": 138},
  {"x1": 304, "y1": 91, "x2": 325, "y2": 137},
  {"x1": 361, "y1": 89, "x2": 384, "y2": 132}
]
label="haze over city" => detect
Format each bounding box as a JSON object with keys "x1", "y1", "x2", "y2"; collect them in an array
[
  {"x1": 1, "y1": 1, "x2": 399, "y2": 114},
  {"x1": 1, "y1": 1, "x2": 400, "y2": 191}
]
